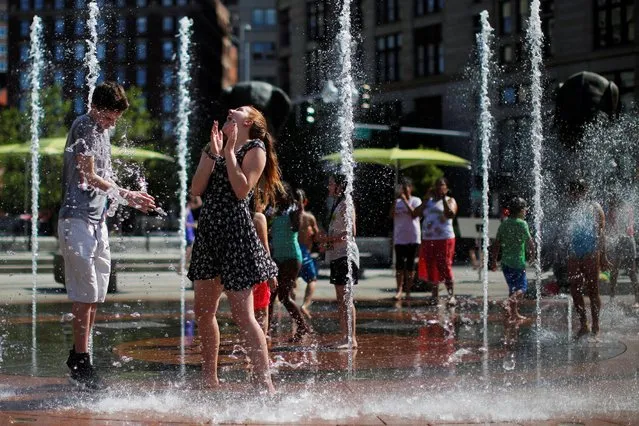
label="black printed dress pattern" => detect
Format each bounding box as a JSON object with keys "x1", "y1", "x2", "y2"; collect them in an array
[{"x1": 187, "y1": 139, "x2": 278, "y2": 291}]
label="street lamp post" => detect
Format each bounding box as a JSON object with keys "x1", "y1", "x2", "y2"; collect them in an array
[{"x1": 239, "y1": 24, "x2": 252, "y2": 81}]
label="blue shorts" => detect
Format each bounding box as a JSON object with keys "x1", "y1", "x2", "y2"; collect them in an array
[
  {"x1": 502, "y1": 265, "x2": 528, "y2": 295},
  {"x1": 299, "y1": 245, "x2": 318, "y2": 283}
]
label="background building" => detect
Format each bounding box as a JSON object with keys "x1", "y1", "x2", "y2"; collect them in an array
[
  {"x1": 222, "y1": 0, "x2": 278, "y2": 86},
  {"x1": 276, "y1": 0, "x2": 637, "y2": 217},
  {"x1": 6, "y1": 0, "x2": 235, "y2": 142}
]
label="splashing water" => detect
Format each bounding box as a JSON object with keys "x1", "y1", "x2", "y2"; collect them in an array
[
  {"x1": 477, "y1": 11, "x2": 494, "y2": 372},
  {"x1": 85, "y1": 1, "x2": 100, "y2": 110},
  {"x1": 28, "y1": 15, "x2": 44, "y2": 375},
  {"x1": 335, "y1": 0, "x2": 356, "y2": 368},
  {"x1": 527, "y1": 0, "x2": 545, "y2": 337},
  {"x1": 176, "y1": 17, "x2": 193, "y2": 378}
]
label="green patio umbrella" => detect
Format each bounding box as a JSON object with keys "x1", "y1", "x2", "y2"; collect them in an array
[
  {"x1": 0, "y1": 137, "x2": 174, "y2": 162},
  {"x1": 322, "y1": 147, "x2": 470, "y2": 184}
]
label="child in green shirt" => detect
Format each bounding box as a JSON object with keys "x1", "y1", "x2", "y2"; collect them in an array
[{"x1": 490, "y1": 197, "x2": 534, "y2": 322}]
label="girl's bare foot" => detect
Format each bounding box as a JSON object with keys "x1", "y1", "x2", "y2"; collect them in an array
[
  {"x1": 392, "y1": 293, "x2": 403, "y2": 300},
  {"x1": 200, "y1": 377, "x2": 220, "y2": 389},
  {"x1": 301, "y1": 304, "x2": 312, "y2": 319}
]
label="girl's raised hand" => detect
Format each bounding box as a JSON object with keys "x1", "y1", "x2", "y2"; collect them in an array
[
  {"x1": 210, "y1": 121, "x2": 223, "y2": 155},
  {"x1": 222, "y1": 119, "x2": 238, "y2": 153}
]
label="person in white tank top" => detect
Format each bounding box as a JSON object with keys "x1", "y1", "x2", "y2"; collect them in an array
[{"x1": 390, "y1": 177, "x2": 421, "y2": 300}]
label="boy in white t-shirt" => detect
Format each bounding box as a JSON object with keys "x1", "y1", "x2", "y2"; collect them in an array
[{"x1": 390, "y1": 177, "x2": 422, "y2": 300}]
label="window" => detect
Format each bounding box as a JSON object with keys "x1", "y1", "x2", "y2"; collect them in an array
[
  {"x1": 162, "y1": 40, "x2": 174, "y2": 60},
  {"x1": 97, "y1": 42, "x2": 106, "y2": 60},
  {"x1": 136, "y1": 0, "x2": 146, "y2": 7},
  {"x1": 20, "y1": 44, "x2": 29, "y2": 62},
  {"x1": 53, "y1": 69, "x2": 64, "y2": 84},
  {"x1": 500, "y1": 44, "x2": 514, "y2": 63},
  {"x1": 595, "y1": 0, "x2": 632, "y2": 47},
  {"x1": 307, "y1": 0, "x2": 327, "y2": 41},
  {"x1": 252, "y1": 42, "x2": 276, "y2": 60},
  {"x1": 74, "y1": 97, "x2": 84, "y2": 114},
  {"x1": 116, "y1": 42, "x2": 126, "y2": 61},
  {"x1": 75, "y1": 20, "x2": 84, "y2": 36},
  {"x1": 376, "y1": 0, "x2": 399, "y2": 24},
  {"x1": 116, "y1": 0, "x2": 126, "y2": 7},
  {"x1": 116, "y1": 66, "x2": 126, "y2": 84},
  {"x1": 98, "y1": 18, "x2": 106, "y2": 35},
  {"x1": 162, "y1": 0, "x2": 173, "y2": 5},
  {"x1": 252, "y1": 9, "x2": 264, "y2": 26},
  {"x1": 20, "y1": 0, "x2": 29, "y2": 11},
  {"x1": 500, "y1": 0, "x2": 513, "y2": 35},
  {"x1": 20, "y1": 73, "x2": 29, "y2": 90},
  {"x1": 75, "y1": 43, "x2": 85, "y2": 61},
  {"x1": 20, "y1": 20, "x2": 29, "y2": 37},
  {"x1": 266, "y1": 9, "x2": 277, "y2": 26},
  {"x1": 75, "y1": 69, "x2": 85, "y2": 88},
  {"x1": 54, "y1": 44, "x2": 65, "y2": 61},
  {"x1": 501, "y1": 85, "x2": 518, "y2": 105},
  {"x1": 0, "y1": 28, "x2": 6, "y2": 38},
  {"x1": 162, "y1": 121, "x2": 174, "y2": 137},
  {"x1": 0, "y1": 46, "x2": 5, "y2": 56},
  {"x1": 136, "y1": 40, "x2": 147, "y2": 60},
  {"x1": 163, "y1": 16, "x2": 174, "y2": 32},
  {"x1": 34, "y1": 0, "x2": 43, "y2": 10},
  {"x1": 136, "y1": 66, "x2": 147, "y2": 86},
  {"x1": 176, "y1": 0, "x2": 187, "y2": 5},
  {"x1": 117, "y1": 18, "x2": 126, "y2": 34},
  {"x1": 0, "y1": 62, "x2": 6, "y2": 73},
  {"x1": 415, "y1": 25, "x2": 443, "y2": 77},
  {"x1": 279, "y1": 9, "x2": 291, "y2": 47},
  {"x1": 75, "y1": 0, "x2": 83, "y2": 8},
  {"x1": 54, "y1": 0, "x2": 65, "y2": 9},
  {"x1": 415, "y1": 0, "x2": 443, "y2": 16},
  {"x1": 162, "y1": 94, "x2": 174, "y2": 113},
  {"x1": 376, "y1": 33, "x2": 402, "y2": 83},
  {"x1": 162, "y1": 66, "x2": 173, "y2": 86},
  {"x1": 136, "y1": 16, "x2": 147, "y2": 34},
  {"x1": 55, "y1": 19, "x2": 65, "y2": 36}
]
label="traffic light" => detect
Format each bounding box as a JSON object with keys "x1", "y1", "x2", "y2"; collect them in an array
[
  {"x1": 360, "y1": 84, "x2": 371, "y2": 110},
  {"x1": 305, "y1": 102, "x2": 316, "y2": 124}
]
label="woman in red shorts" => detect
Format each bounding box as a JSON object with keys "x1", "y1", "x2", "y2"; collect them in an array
[{"x1": 416, "y1": 178, "x2": 458, "y2": 305}]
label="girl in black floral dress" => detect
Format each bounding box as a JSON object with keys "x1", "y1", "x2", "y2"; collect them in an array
[{"x1": 188, "y1": 106, "x2": 282, "y2": 393}]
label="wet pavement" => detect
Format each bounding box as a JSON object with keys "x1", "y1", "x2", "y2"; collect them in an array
[{"x1": 1, "y1": 268, "x2": 639, "y2": 424}]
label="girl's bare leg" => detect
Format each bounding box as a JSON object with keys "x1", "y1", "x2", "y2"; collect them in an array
[
  {"x1": 194, "y1": 279, "x2": 223, "y2": 388},
  {"x1": 226, "y1": 289, "x2": 275, "y2": 393},
  {"x1": 334, "y1": 284, "x2": 357, "y2": 349}
]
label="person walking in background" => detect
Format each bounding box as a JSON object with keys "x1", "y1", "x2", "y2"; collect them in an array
[
  {"x1": 416, "y1": 178, "x2": 458, "y2": 306},
  {"x1": 605, "y1": 192, "x2": 639, "y2": 307},
  {"x1": 59, "y1": 82, "x2": 156, "y2": 390},
  {"x1": 317, "y1": 173, "x2": 360, "y2": 349},
  {"x1": 268, "y1": 182, "x2": 312, "y2": 342},
  {"x1": 296, "y1": 189, "x2": 320, "y2": 318},
  {"x1": 390, "y1": 177, "x2": 421, "y2": 300},
  {"x1": 566, "y1": 179, "x2": 607, "y2": 340},
  {"x1": 188, "y1": 106, "x2": 281, "y2": 393},
  {"x1": 490, "y1": 197, "x2": 534, "y2": 322}
]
